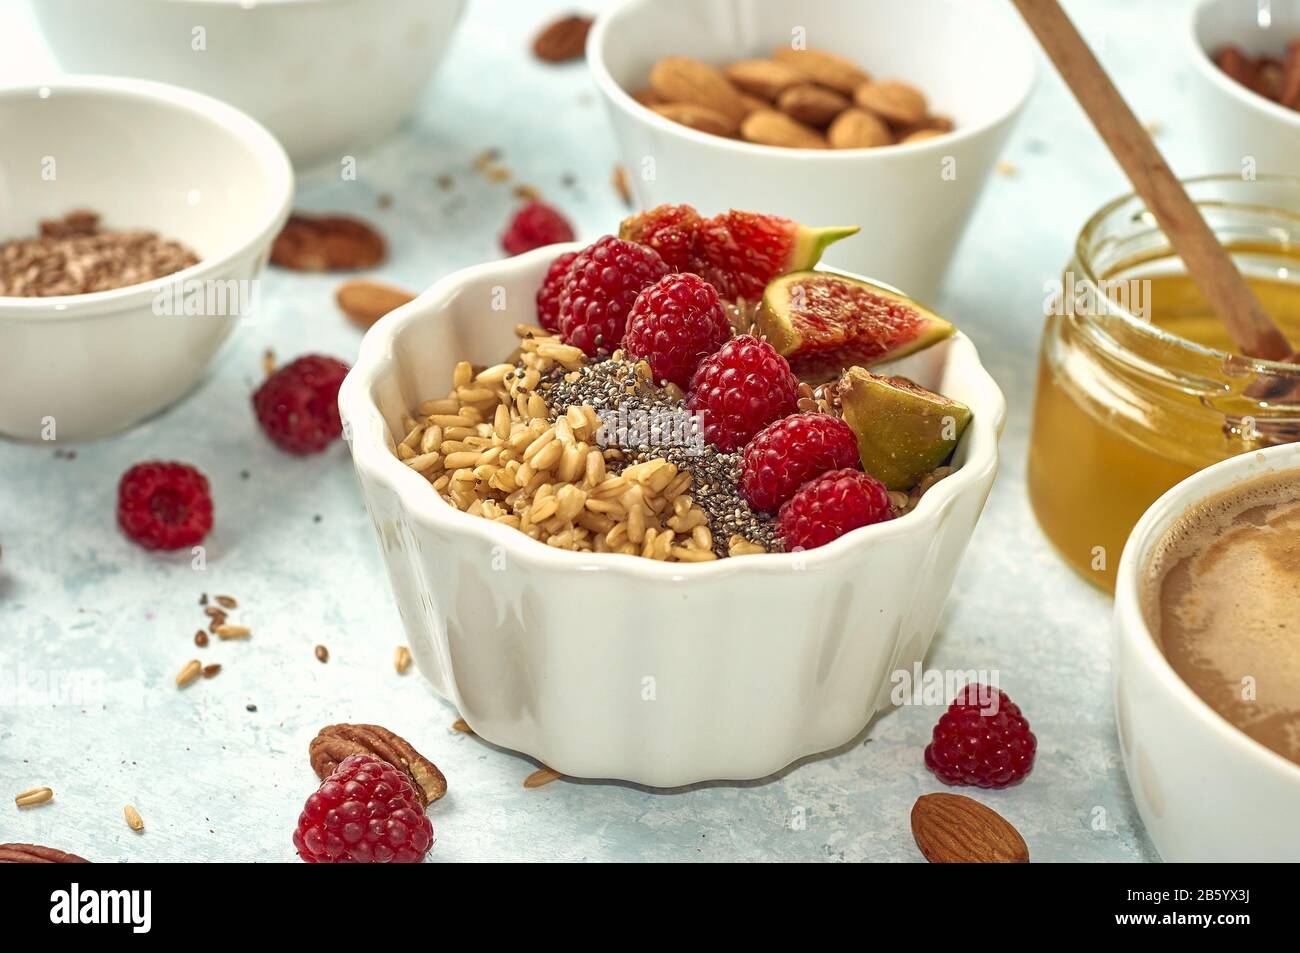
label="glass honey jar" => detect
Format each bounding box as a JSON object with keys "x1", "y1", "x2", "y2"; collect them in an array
[{"x1": 1027, "y1": 176, "x2": 1300, "y2": 592}]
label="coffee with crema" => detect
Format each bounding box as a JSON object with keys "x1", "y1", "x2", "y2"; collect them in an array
[{"x1": 1141, "y1": 471, "x2": 1300, "y2": 768}]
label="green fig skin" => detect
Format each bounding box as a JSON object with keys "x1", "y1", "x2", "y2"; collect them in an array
[{"x1": 836, "y1": 367, "x2": 972, "y2": 491}]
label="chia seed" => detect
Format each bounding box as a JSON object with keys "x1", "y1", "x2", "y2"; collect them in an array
[{"x1": 539, "y1": 356, "x2": 782, "y2": 555}]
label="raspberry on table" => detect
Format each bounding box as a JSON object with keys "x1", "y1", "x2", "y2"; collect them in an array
[
  {"x1": 741, "y1": 413, "x2": 860, "y2": 512},
  {"x1": 776, "y1": 467, "x2": 893, "y2": 550},
  {"x1": 558, "y1": 236, "x2": 669, "y2": 356},
  {"x1": 117, "y1": 461, "x2": 214, "y2": 551},
  {"x1": 686, "y1": 334, "x2": 799, "y2": 452},
  {"x1": 618, "y1": 203, "x2": 705, "y2": 273},
  {"x1": 253, "y1": 354, "x2": 350, "y2": 454},
  {"x1": 621, "y1": 272, "x2": 733, "y2": 388},
  {"x1": 535, "y1": 250, "x2": 578, "y2": 333},
  {"x1": 925, "y1": 684, "x2": 1037, "y2": 789},
  {"x1": 500, "y1": 201, "x2": 576, "y2": 256},
  {"x1": 293, "y1": 754, "x2": 434, "y2": 864}
]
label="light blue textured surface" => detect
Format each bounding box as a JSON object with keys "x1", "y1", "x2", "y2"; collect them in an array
[{"x1": 0, "y1": 0, "x2": 1209, "y2": 862}]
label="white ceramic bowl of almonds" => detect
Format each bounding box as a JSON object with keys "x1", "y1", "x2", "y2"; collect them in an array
[
  {"x1": 0, "y1": 77, "x2": 292, "y2": 442},
  {"x1": 338, "y1": 243, "x2": 1006, "y2": 787},
  {"x1": 588, "y1": 0, "x2": 1037, "y2": 303}
]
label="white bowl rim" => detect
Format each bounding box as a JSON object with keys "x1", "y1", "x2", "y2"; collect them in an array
[
  {"x1": 1186, "y1": 0, "x2": 1300, "y2": 133},
  {"x1": 1114, "y1": 441, "x2": 1300, "y2": 786},
  {"x1": 339, "y1": 242, "x2": 1007, "y2": 579},
  {"x1": 0, "y1": 75, "x2": 293, "y2": 320},
  {"x1": 586, "y1": 0, "x2": 1039, "y2": 159}
]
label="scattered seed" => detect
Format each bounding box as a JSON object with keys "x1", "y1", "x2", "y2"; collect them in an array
[
  {"x1": 262, "y1": 349, "x2": 277, "y2": 376},
  {"x1": 996, "y1": 159, "x2": 1018, "y2": 177},
  {"x1": 315, "y1": 644, "x2": 329, "y2": 663},
  {"x1": 394, "y1": 645, "x2": 412, "y2": 674},
  {"x1": 513, "y1": 183, "x2": 542, "y2": 201},
  {"x1": 199, "y1": 593, "x2": 208, "y2": 606},
  {"x1": 215, "y1": 624, "x2": 250, "y2": 640},
  {"x1": 203, "y1": 606, "x2": 225, "y2": 618},
  {"x1": 377, "y1": 193, "x2": 393, "y2": 210},
  {"x1": 176, "y1": 659, "x2": 202, "y2": 687},
  {"x1": 194, "y1": 629, "x2": 208, "y2": 647},
  {"x1": 202, "y1": 664, "x2": 221, "y2": 679},
  {"x1": 124, "y1": 804, "x2": 144, "y2": 832},
  {"x1": 214, "y1": 595, "x2": 238, "y2": 609},
  {"x1": 452, "y1": 718, "x2": 473, "y2": 734},
  {"x1": 245, "y1": 703, "x2": 258, "y2": 712},
  {"x1": 523, "y1": 767, "x2": 563, "y2": 789},
  {"x1": 612, "y1": 164, "x2": 631, "y2": 206},
  {"x1": 15, "y1": 786, "x2": 53, "y2": 807}
]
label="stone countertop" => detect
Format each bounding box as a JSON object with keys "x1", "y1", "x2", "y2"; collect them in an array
[{"x1": 1, "y1": 0, "x2": 1209, "y2": 862}]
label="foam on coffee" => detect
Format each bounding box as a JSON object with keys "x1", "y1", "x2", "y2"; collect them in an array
[{"x1": 1141, "y1": 469, "x2": 1300, "y2": 767}]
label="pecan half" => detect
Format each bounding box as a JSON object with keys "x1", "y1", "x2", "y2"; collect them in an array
[
  {"x1": 270, "y1": 213, "x2": 386, "y2": 272},
  {"x1": 532, "y1": 14, "x2": 592, "y2": 64},
  {"x1": 310, "y1": 724, "x2": 446, "y2": 808},
  {"x1": 0, "y1": 843, "x2": 91, "y2": 863}
]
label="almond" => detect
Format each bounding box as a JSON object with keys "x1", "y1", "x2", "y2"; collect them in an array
[
  {"x1": 1282, "y1": 39, "x2": 1300, "y2": 109},
  {"x1": 336, "y1": 279, "x2": 417, "y2": 329},
  {"x1": 632, "y1": 87, "x2": 663, "y2": 107},
  {"x1": 651, "y1": 102, "x2": 737, "y2": 137},
  {"x1": 740, "y1": 109, "x2": 826, "y2": 149},
  {"x1": 911, "y1": 793, "x2": 1029, "y2": 863},
  {"x1": 271, "y1": 212, "x2": 386, "y2": 272},
  {"x1": 723, "y1": 59, "x2": 803, "y2": 101},
  {"x1": 776, "y1": 83, "x2": 849, "y2": 128},
  {"x1": 771, "y1": 46, "x2": 870, "y2": 95},
  {"x1": 827, "y1": 108, "x2": 892, "y2": 149},
  {"x1": 532, "y1": 14, "x2": 592, "y2": 64},
  {"x1": 738, "y1": 92, "x2": 769, "y2": 116},
  {"x1": 901, "y1": 128, "x2": 947, "y2": 144},
  {"x1": 855, "y1": 79, "x2": 929, "y2": 126},
  {"x1": 650, "y1": 57, "x2": 748, "y2": 124}
]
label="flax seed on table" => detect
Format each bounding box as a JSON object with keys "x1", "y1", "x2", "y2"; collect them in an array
[{"x1": 394, "y1": 325, "x2": 779, "y2": 560}]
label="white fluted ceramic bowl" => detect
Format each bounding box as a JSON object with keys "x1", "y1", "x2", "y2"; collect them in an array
[{"x1": 338, "y1": 244, "x2": 1006, "y2": 786}]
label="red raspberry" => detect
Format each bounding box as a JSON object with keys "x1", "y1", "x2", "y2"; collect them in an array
[
  {"x1": 500, "y1": 201, "x2": 575, "y2": 256},
  {"x1": 686, "y1": 335, "x2": 799, "y2": 451},
  {"x1": 558, "y1": 236, "x2": 669, "y2": 356},
  {"x1": 535, "y1": 250, "x2": 578, "y2": 333},
  {"x1": 618, "y1": 203, "x2": 705, "y2": 273},
  {"x1": 776, "y1": 467, "x2": 893, "y2": 550},
  {"x1": 293, "y1": 754, "x2": 434, "y2": 864},
  {"x1": 925, "y1": 684, "x2": 1037, "y2": 789},
  {"x1": 621, "y1": 273, "x2": 733, "y2": 388},
  {"x1": 253, "y1": 355, "x2": 350, "y2": 454},
  {"x1": 741, "y1": 413, "x2": 860, "y2": 512},
  {"x1": 117, "y1": 461, "x2": 214, "y2": 551}
]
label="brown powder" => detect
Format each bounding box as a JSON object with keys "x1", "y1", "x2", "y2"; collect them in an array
[{"x1": 0, "y1": 210, "x2": 200, "y2": 297}]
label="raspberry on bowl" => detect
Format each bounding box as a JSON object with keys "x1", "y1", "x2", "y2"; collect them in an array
[
  {"x1": 741, "y1": 413, "x2": 860, "y2": 512},
  {"x1": 925, "y1": 684, "x2": 1037, "y2": 789},
  {"x1": 776, "y1": 467, "x2": 893, "y2": 550},
  {"x1": 293, "y1": 754, "x2": 434, "y2": 863},
  {"x1": 535, "y1": 250, "x2": 578, "y2": 333},
  {"x1": 117, "y1": 461, "x2": 214, "y2": 551},
  {"x1": 621, "y1": 272, "x2": 732, "y2": 388},
  {"x1": 253, "y1": 354, "x2": 350, "y2": 454},
  {"x1": 558, "y1": 236, "x2": 669, "y2": 356},
  {"x1": 500, "y1": 201, "x2": 575, "y2": 256},
  {"x1": 686, "y1": 334, "x2": 799, "y2": 452}
]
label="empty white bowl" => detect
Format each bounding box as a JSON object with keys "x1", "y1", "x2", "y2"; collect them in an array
[
  {"x1": 0, "y1": 76, "x2": 292, "y2": 442},
  {"x1": 338, "y1": 244, "x2": 1006, "y2": 787},
  {"x1": 588, "y1": 0, "x2": 1037, "y2": 303},
  {"x1": 32, "y1": 0, "x2": 467, "y2": 168},
  {"x1": 1115, "y1": 443, "x2": 1300, "y2": 861},
  {"x1": 1187, "y1": 0, "x2": 1300, "y2": 176}
]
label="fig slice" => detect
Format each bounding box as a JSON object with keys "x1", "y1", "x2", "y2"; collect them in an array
[
  {"x1": 835, "y1": 367, "x2": 972, "y2": 491},
  {"x1": 755, "y1": 271, "x2": 954, "y2": 382}
]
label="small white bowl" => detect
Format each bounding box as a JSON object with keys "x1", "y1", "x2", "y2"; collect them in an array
[
  {"x1": 588, "y1": 0, "x2": 1036, "y2": 303},
  {"x1": 32, "y1": 0, "x2": 467, "y2": 168},
  {"x1": 1114, "y1": 443, "x2": 1300, "y2": 862},
  {"x1": 0, "y1": 76, "x2": 292, "y2": 442},
  {"x1": 1186, "y1": 0, "x2": 1300, "y2": 176},
  {"x1": 339, "y1": 243, "x2": 1006, "y2": 787}
]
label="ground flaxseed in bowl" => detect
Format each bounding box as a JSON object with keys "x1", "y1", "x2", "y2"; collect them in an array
[{"x1": 0, "y1": 210, "x2": 200, "y2": 297}]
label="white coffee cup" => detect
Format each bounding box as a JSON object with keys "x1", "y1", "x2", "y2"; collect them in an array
[{"x1": 1114, "y1": 442, "x2": 1300, "y2": 862}]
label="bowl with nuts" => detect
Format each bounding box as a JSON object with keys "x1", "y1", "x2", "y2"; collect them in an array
[
  {"x1": 1186, "y1": 0, "x2": 1300, "y2": 176},
  {"x1": 587, "y1": 0, "x2": 1037, "y2": 302},
  {"x1": 0, "y1": 77, "x2": 292, "y2": 442},
  {"x1": 338, "y1": 211, "x2": 1005, "y2": 786}
]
